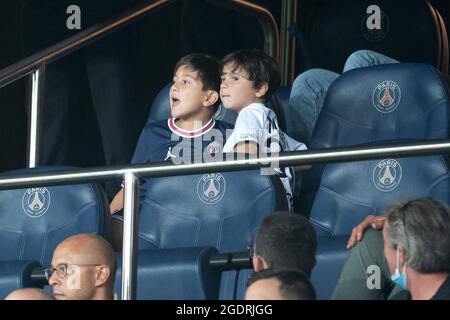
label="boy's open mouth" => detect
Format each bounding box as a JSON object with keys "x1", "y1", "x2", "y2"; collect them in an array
[{"x1": 171, "y1": 97, "x2": 180, "y2": 107}]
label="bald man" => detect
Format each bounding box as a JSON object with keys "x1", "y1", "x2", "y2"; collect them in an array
[
  {"x1": 245, "y1": 269, "x2": 316, "y2": 300},
  {"x1": 5, "y1": 288, "x2": 55, "y2": 300},
  {"x1": 47, "y1": 234, "x2": 116, "y2": 300}
]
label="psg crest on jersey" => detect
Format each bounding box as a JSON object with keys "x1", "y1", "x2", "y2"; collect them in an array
[
  {"x1": 206, "y1": 141, "x2": 222, "y2": 156},
  {"x1": 373, "y1": 159, "x2": 403, "y2": 192},
  {"x1": 22, "y1": 187, "x2": 51, "y2": 218},
  {"x1": 197, "y1": 173, "x2": 226, "y2": 205},
  {"x1": 372, "y1": 80, "x2": 401, "y2": 113}
]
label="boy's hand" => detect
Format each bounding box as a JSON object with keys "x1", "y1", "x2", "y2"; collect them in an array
[
  {"x1": 110, "y1": 189, "x2": 124, "y2": 214},
  {"x1": 347, "y1": 215, "x2": 385, "y2": 249}
]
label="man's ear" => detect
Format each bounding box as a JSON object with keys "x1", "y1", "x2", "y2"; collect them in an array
[
  {"x1": 95, "y1": 265, "x2": 111, "y2": 287},
  {"x1": 203, "y1": 90, "x2": 219, "y2": 108},
  {"x1": 255, "y1": 82, "x2": 268, "y2": 99},
  {"x1": 253, "y1": 255, "x2": 269, "y2": 272},
  {"x1": 398, "y1": 247, "x2": 407, "y2": 266}
]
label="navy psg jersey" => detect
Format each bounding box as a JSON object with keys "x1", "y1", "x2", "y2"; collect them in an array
[{"x1": 132, "y1": 117, "x2": 233, "y2": 165}]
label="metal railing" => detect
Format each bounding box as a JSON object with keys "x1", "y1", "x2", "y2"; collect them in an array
[
  {"x1": 0, "y1": 0, "x2": 280, "y2": 169},
  {"x1": 280, "y1": 0, "x2": 298, "y2": 85},
  {"x1": 207, "y1": 0, "x2": 280, "y2": 63},
  {"x1": 1, "y1": 140, "x2": 450, "y2": 299},
  {"x1": 0, "y1": 0, "x2": 176, "y2": 168}
]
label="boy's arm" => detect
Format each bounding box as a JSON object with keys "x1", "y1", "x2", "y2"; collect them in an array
[
  {"x1": 233, "y1": 141, "x2": 258, "y2": 154},
  {"x1": 110, "y1": 188, "x2": 124, "y2": 214},
  {"x1": 225, "y1": 107, "x2": 264, "y2": 154}
]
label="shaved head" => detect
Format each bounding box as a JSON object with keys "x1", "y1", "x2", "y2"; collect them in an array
[
  {"x1": 49, "y1": 234, "x2": 115, "y2": 300},
  {"x1": 54, "y1": 233, "x2": 115, "y2": 271},
  {"x1": 5, "y1": 288, "x2": 54, "y2": 300}
]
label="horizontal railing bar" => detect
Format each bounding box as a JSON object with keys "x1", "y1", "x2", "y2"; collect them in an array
[
  {"x1": 0, "y1": 0, "x2": 175, "y2": 89},
  {"x1": 1, "y1": 140, "x2": 449, "y2": 190}
]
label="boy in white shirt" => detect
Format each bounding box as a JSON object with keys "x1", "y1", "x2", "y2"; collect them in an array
[{"x1": 220, "y1": 49, "x2": 309, "y2": 209}]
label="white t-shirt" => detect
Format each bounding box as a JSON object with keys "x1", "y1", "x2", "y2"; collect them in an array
[{"x1": 223, "y1": 103, "x2": 307, "y2": 208}]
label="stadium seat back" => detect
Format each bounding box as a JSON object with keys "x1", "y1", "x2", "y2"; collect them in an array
[
  {"x1": 299, "y1": 63, "x2": 450, "y2": 217},
  {"x1": 310, "y1": 155, "x2": 450, "y2": 236},
  {"x1": 0, "y1": 166, "x2": 112, "y2": 265},
  {"x1": 138, "y1": 170, "x2": 288, "y2": 252},
  {"x1": 114, "y1": 247, "x2": 220, "y2": 300}
]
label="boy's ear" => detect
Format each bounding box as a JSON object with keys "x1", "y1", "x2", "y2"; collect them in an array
[
  {"x1": 203, "y1": 90, "x2": 219, "y2": 108},
  {"x1": 255, "y1": 82, "x2": 269, "y2": 99}
]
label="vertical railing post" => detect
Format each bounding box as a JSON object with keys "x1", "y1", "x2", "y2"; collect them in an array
[
  {"x1": 27, "y1": 64, "x2": 46, "y2": 168},
  {"x1": 121, "y1": 172, "x2": 140, "y2": 300},
  {"x1": 280, "y1": 0, "x2": 297, "y2": 85}
]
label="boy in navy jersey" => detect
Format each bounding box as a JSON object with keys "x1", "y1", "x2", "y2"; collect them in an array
[{"x1": 109, "y1": 53, "x2": 232, "y2": 248}]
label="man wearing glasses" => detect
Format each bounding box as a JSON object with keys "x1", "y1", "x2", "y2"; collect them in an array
[{"x1": 45, "y1": 233, "x2": 116, "y2": 300}]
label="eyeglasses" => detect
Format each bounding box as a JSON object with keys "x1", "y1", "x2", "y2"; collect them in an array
[
  {"x1": 44, "y1": 263, "x2": 102, "y2": 281},
  {"x1": 248, "y1": 245, "x2": 254, "y2": 259}
]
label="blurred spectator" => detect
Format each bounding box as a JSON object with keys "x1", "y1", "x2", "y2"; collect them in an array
[
  {"x1": 251, "y1": 211, "x2": 317, "y2": 276},
  {"x1": 5, "y1": 288, "x2": 54, "y2": 300},
  {"x1": 245, "y1": 268, "x2": 316, "y2": 300}
]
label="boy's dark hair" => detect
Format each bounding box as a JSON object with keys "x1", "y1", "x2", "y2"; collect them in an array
[
  {"x1": 174, "y1": 52, "x2": 222, "y2": 96},
  {"x1": 246, "y1": 268, "x2": 316, "y2": 300},
  {"x1": 254, "y1": 212, "x2": 317, "y2": 276},
  {"x1": 222, "y1": 49, "x2": 281, "y2": 100}
]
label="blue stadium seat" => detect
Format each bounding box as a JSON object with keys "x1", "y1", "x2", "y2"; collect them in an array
[
  {"x1": 312, "y1": 64, "x2": 449, "y2": 149},
  {"x1": 310, "y1": 155, "x2": 450, "y2": 236},
  {"x1": 137, "y1": 170, "x2": 287, "y2": 252},
  {"x1": 310, "y1": 236, "x2": 349, "y2": 300},
  {"x1": 299, "y1": 63, "x2": 450, "y2": 217},
  {"x1": 146, "y1": 83, "x2": 238, "y2": 126},
  {"x1": 0, "y1": 260, "x2": 42, "y2": 299},
  {"x1": 136, "y1": 170, "x2": 287, "y2": 300},
  {"x1": 0, "y1": 166, "x2": 112, "y2": 265},
  {"x1": 114, "y1": 247, "x2": 220, "y2": 300}
]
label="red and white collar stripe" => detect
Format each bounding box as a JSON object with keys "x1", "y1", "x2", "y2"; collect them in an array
[{"x1": 168, "y1": 117, "x2": 215, "y2": 138}]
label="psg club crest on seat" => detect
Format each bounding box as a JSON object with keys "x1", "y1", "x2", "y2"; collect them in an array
[
  {"x1": 197, "y1": 173, "x2": 226, "y2": 205},
  {"x1": 372, "y1": 80, "x2": 401, "y2": 113},
  {"x1": 373, "y1": 159, "x2": 403, "y2": 192},
  {"x1": 22, "y1": 187, "x2": 51, "y2": 218}
]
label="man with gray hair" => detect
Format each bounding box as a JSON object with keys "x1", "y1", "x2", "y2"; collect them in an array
[
  {"x1": 333, "y1": 197, "x2": 450, "y2": 300},
  {"x1": 382, "y1": 198, "x2": 450, "y2": 300}
]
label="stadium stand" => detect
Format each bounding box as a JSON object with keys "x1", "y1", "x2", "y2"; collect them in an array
[{"x1": 0, "y1": 166, "x2": 112, "y2": 298}]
